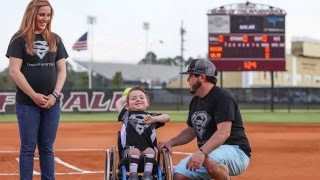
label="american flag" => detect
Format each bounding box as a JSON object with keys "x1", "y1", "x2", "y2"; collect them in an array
[{"x1": 72, "y1": 32, "x2": 87, "y2": 51}]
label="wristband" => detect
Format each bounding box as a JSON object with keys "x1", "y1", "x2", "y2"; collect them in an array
[
  {"x1": 53, "y1": 90, "x2": 59, "y2": 95},
  {"x1": 54, "y1": 88, "x2": 60, "y2": 94},
  {"x1": 52, "y1": 91, "x2": 59, "y2": 99},
  {"x1": 52, "y1": 93, "x2": 58, "y2": 99},
  {"x1": 199, "y1": 148, "x2": 206, "y2": 156}
]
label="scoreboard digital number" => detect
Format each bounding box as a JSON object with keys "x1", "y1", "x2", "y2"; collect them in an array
[
  {"x1": 209, "y1": 34, "x2": 285, "y2": 70},
  {"x1": 208, "y1": 14, "x2": 286, "y2": 71}
]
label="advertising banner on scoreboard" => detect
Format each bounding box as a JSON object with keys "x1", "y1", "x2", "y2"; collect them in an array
[
  {"x1": 208, "y1": 15, "x2": 230, "y2": 33},
  {"x1": 264, "y1": 16, "x2": 285, "y2": 33},
  {"x1": 230, "y1": 15, "x2": 264, "y2": 33}
]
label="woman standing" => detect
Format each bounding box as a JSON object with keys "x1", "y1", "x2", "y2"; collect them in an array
[{"x1": 6, "y1": 0, "x2": 68, "y2": 179}]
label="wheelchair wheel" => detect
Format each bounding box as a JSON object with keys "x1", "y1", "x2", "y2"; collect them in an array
[
  {"x1": 111, "y1": 147, "x2": 117, "y2": 179},
  {"x1": 104, "y1": 147, "x2": 118, "y2": 180},
  {"x1": 158, "y1": 148, "x2": 173, "y2": 180}
]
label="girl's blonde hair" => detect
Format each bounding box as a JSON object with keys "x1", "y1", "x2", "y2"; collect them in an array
[{"x1": 12, "y1": 0, "x2": 58, "y2": 55}]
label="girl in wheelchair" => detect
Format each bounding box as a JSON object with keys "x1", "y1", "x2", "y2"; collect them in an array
[{"x1": 115, "y1": 87, "x2": 170, "y2": 180}]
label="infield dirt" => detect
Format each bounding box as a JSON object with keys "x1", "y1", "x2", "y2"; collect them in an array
[{"x1": 1, "y1": 122, "x2": 320, "y2": 180}]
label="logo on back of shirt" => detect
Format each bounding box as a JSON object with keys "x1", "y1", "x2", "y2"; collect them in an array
[
  {"x1": 33, "y1": 41, "x2": 49, "y2": 59},
  {"x1": 128, "y1": 114, "x2": 150, "y2": 135},
  {"x1": 191, "y1": 111, "x2": 211, "y2": 139}
]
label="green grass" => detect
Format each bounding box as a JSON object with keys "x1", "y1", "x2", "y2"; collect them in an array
[
  {"x1": 1, "y1": 110, "x2": 320, "y2": 123},
  {"x1": 242, "y1": 111, "x2": 320, "y2": 123}
]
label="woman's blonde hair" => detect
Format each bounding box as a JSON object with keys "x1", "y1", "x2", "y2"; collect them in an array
[{"x1": 13, "y1": 0, "x2": 58, "y2": 55}]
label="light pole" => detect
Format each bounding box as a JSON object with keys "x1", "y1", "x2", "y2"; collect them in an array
[
  {"x1": 87, "y1": 15, "x2": 97, "y2": 89},
  {"x1": 143, "y1": 22, "x2": 150, "y2": 63},
  {"x1": 180, "y1": 21, "x2": 186, "y2": 105}
]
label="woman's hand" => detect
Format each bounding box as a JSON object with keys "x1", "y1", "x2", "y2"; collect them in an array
[
  {"x1": 40, "y1": 94, "x2": 57, "y2": 109},
  {"x1": 31, "y1": 92, "x2": 48, "y2": 107}
]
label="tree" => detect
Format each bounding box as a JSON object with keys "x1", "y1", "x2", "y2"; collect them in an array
[
  {"x1": 138, "y1": 51, "x2": 199, "y2": 66},
  {"x1": 138, "y1": 51, "x2": 157, "y2": 64},
  {"x1": 112, "y1": 71, "x2": 123, "y2": 88},
  {"x1": 185, "y1": 57, "x2": 196, "y2": 66},
  {"x1": 75, "y1": 72, "x2": 89, "y2": 89},
  {"x1": 0, "y1": 68, "x2": 15, "y2": 89},
  {"x1": 63, "y1": 61, "x2": 75, "y2": 89},
  {"x1": 158, "y1": 57, "x2": 174, "y2": 66}
]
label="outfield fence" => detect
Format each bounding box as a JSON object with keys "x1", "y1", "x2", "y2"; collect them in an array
[{"x1": 1, "y1": 87, "x2": 320, "y2": 113}]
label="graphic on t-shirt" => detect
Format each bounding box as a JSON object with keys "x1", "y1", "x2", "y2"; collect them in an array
[
  {"x1": 33, "y1": 41, "x2": 49, "y2": 59},
  {"x1": 191, "y1": 111, "x2": 210, "y2": 138},
  {"x1": 128, "y1": 114, "x2": 150, "y2": 135}
]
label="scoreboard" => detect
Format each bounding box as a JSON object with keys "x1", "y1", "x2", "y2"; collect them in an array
[{"x1": 208, "y1": 14, "x2": 286, "y2": 71}]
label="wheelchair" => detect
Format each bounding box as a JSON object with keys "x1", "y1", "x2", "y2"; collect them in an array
[{"x1": 104, "y1": 132, "x2": 173, "y2": 180}]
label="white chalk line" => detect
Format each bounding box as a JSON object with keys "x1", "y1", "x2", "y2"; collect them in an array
[
  {"x1": 0, "y1": 149, "x2": 191, "y2": 176},
  {"x1": 0, "y1": 171, "x2": 105, "y2": 176},
  {"x1": 0, "y1": 148, "x2": 108, "y2": 153},
  {"x1": 1, "y1": 148, "x2": 192, "y2": 154}
]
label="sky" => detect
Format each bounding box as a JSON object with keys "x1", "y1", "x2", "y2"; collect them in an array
[{"x1": 1, "y1": 0, "x2": 319, "y2": 71}]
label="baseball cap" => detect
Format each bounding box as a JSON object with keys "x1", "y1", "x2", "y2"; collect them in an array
[{"x1": 179, "y1": 59, "x2": 218, "y2": 77}]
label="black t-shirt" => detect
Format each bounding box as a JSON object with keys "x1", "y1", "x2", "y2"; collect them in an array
[
  {"x1": 187, "y1": 86, "x2": 251, "y2": 157},
  {"x1": 6, "y1": 33, "x2": 68, "y2": 105},
  {"x1": 118, "y1": 108, "x2": 165, "y2": 151}
]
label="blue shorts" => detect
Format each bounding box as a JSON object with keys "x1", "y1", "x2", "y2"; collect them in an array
[{"x1": 174, "y1": 145, "x2": 250, "y2": 179}]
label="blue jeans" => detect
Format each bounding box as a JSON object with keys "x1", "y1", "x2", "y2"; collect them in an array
[{"x1": 16, "y1": 103, "x2": 61, "y2": 180}]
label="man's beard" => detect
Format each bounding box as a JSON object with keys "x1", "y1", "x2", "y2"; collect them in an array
[{"x1": 189, "y1": 80, "x2": 201, "y2": 94}]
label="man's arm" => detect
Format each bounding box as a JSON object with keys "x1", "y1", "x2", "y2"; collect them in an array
[
  {"x1": 171, "y1": 126, "x2": 196, "y2": 147},
  {"x1": 158, "y1": 126, "x2": 196, "y2": 154},
  {"x1": 185, "y1": 121, "x2": 232, "y2": 171},
  {"x1": 199, "y1": 121, "x2": 232, "y2": 155}
]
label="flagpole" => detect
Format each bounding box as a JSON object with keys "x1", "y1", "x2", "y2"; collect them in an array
[{"x1": 87, "y1": 16, "x2": 97, "y2": 89}]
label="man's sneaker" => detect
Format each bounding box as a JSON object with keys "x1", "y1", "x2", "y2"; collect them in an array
[
  {"x1": 142, "y1": 171, "x2": 153, "y2": 180},
  {"x1": 128, "y1": 172, "x2": 138, "y2": 180}
]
